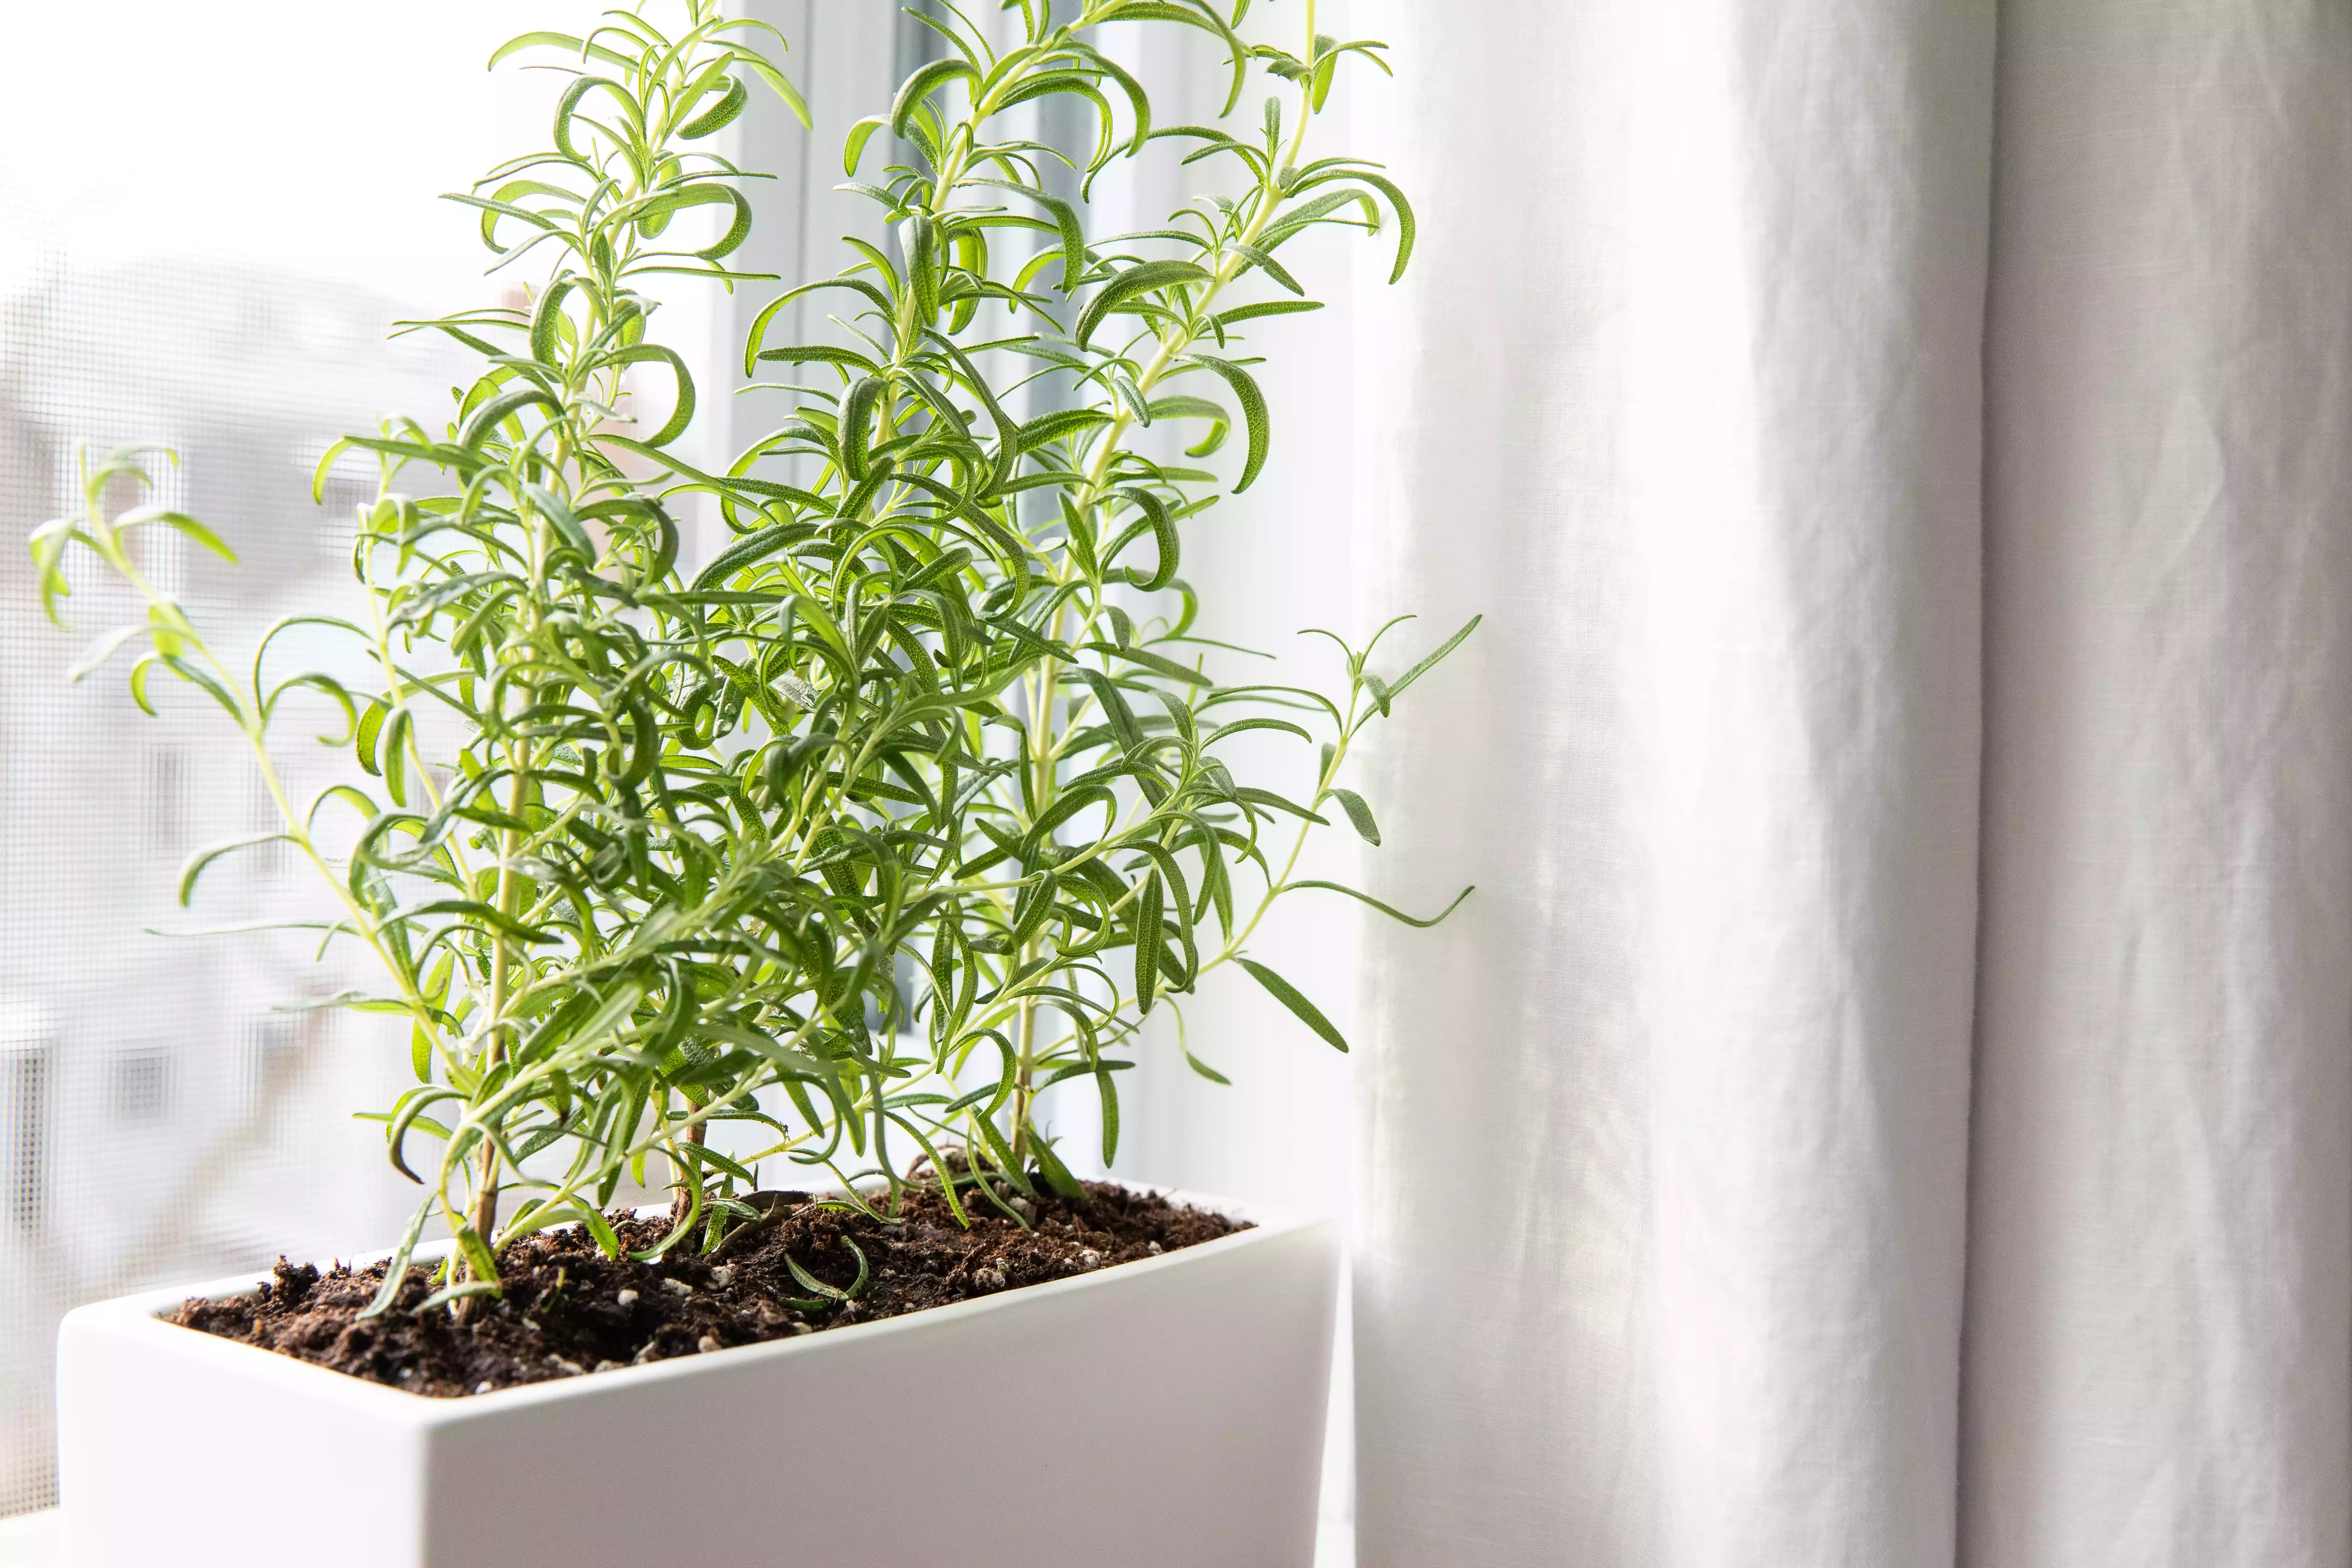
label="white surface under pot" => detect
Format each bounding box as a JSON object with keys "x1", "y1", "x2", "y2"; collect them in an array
[{"x1": 54, "y1": 1191, "x2": 1337, "y2": 1568}]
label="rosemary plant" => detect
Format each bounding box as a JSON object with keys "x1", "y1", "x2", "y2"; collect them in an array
[{"x1": 32, "y1": 0, "x2": 1470, "y2": 1312}]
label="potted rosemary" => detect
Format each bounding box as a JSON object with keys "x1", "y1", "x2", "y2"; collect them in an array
[{"x1": 44, "y1": 2, "x2": 1470, "y2": 1563}]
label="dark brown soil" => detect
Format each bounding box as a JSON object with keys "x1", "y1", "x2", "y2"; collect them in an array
[{"x1": 173, "y1": 1180, "x2": 1244, "y2": 1397}]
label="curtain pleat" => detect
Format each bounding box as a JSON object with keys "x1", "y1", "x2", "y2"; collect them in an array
[
  {"x1": 1351, "y1": 3, "x2": 1993, "y2": 1563},
  {"x1": 1964, "y1": 5, "x2": 2352, "y2": 1564}
]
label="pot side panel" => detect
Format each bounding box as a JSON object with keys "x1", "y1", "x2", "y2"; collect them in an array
[
  {"x1": 421, "y1": 1220, "x2": 1338, "y2": 1568},
  {"x1": 56, "y1": 1307, "x2": 426, "y2": 1567}
]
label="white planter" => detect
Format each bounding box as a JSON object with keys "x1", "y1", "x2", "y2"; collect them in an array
[{"x1": 55, "y1": 1190, "x2": 1336, "y2": 1568}]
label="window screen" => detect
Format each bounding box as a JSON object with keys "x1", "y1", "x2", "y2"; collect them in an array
[
  {"x1": 0, "y1": 243, "x2": 466, "y2": 1517},
  {"x1": 0, "y1": 0, "x2": 633, "y2": 1515}
]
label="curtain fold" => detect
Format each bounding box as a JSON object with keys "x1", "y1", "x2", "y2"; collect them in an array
[
  {"x1": 1349, "y1": 1, "x2": 2352, "y2": 1564},
  {"x1": 1965, "y1": 5, "x2": 2352, "y2": 1564}
]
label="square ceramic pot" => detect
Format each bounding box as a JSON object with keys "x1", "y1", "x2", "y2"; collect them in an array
[{"x1": 55, "y1": 1189, "x2": 1335, "y2": 1568}]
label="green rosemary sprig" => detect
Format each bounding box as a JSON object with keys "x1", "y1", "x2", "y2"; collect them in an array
[{"x1": 30, "y1": 0, "x2": 1473, "y2": 1310}]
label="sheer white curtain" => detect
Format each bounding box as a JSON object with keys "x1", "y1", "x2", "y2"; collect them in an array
[
  {"x1": 1349, "y1": 1, "x2": 2352, "y2": 1564},
  {"x1": 1969, "y1": 8, "x2": 2352, "y2": 1562}
]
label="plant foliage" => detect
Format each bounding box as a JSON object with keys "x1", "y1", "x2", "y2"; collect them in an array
[{"x1": 31, "y1": 0, "x2": 1471, "y2": 1308}]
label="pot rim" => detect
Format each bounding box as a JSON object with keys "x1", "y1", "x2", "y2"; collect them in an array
[{"x1": 61, "y1": 1183, "x2": 1321, "y2": 1426}]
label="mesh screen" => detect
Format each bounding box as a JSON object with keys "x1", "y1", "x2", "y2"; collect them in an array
[{"x1": 0, "y1": 244, "x2": 465, "y2": 1515}]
